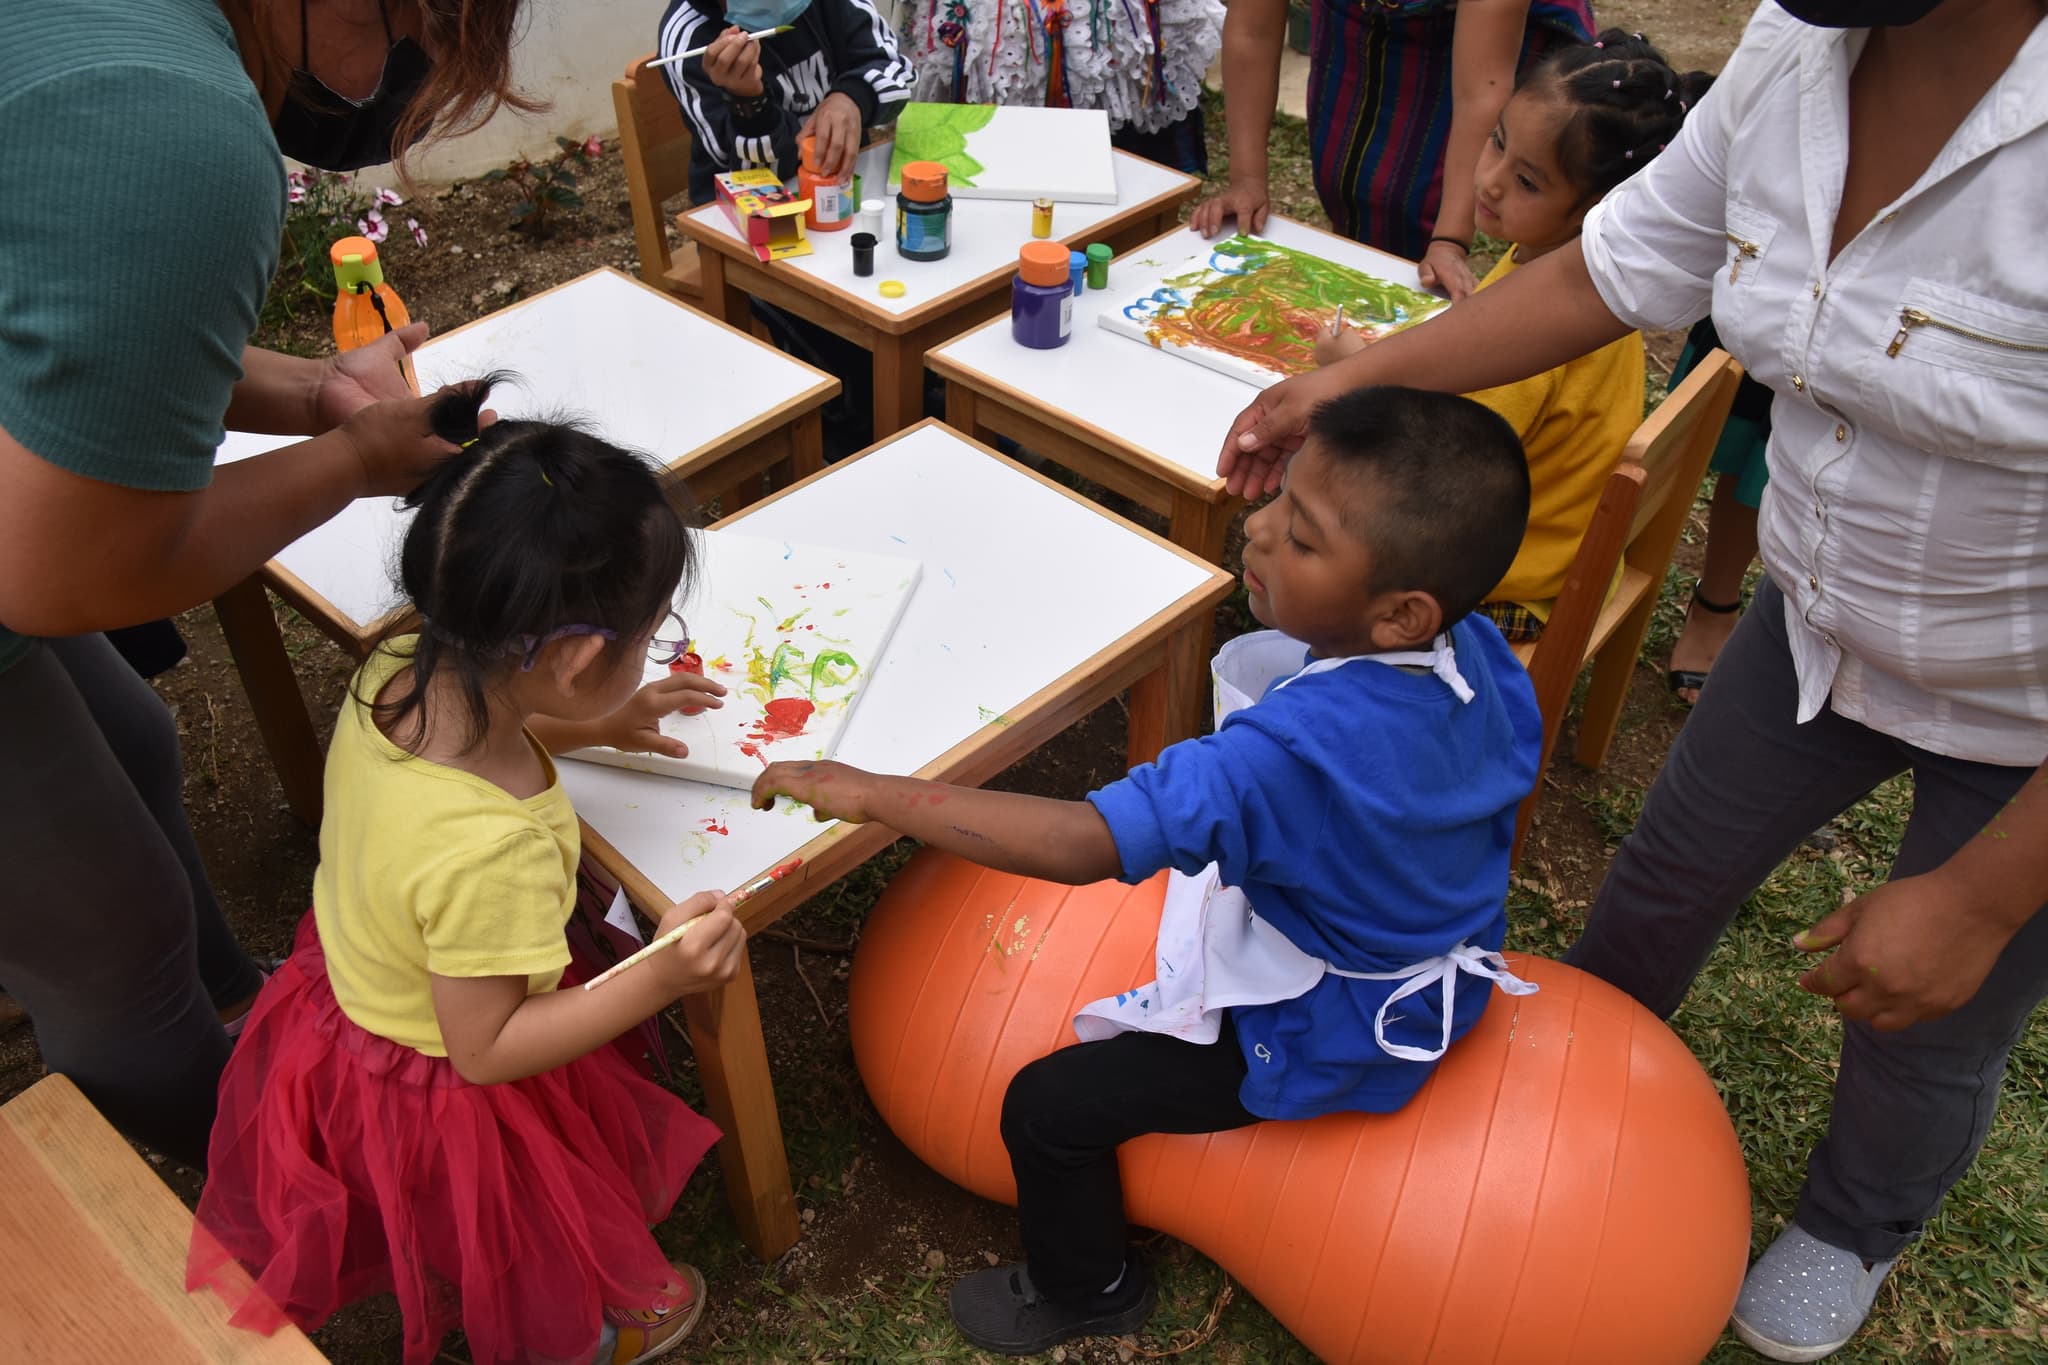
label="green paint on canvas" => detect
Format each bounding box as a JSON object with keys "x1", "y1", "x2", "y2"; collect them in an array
[{"x1": 888, "y1": 103, "x2": 997, "y2": 188}]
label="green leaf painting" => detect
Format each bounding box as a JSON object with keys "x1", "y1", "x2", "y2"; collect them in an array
[{"x1": 886, "y1": 103, "x2": 997, "y2": 188}]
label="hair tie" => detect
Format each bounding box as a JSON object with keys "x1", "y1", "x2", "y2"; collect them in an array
[
  {"x1": 1592, "y1": 40, "x2": 1603, "y2": 48},
  {"x1": 1665, "y1": 88, "x2": 1674, "y2": 100},
  {"x1": 539, "y1": 469, "x2": 553, "y2": 488},
  {"x1": 1679, "y1": 99, "x2": 1688, "y2": 112},
  {"x1": 1632, "y1": 31, "x2": 1644, "y2": 40},
  {"x1": 1624, "y1": 148, "x2": 1634, "y2": 160},
  {"x1": 1612, "y1": 79, "x2": 1621, "y2": 89}
]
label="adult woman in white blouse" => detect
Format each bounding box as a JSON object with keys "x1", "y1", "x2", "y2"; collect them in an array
[{"x1": 1217, "y1": 2, "x2": 2048, "y2": 1359}]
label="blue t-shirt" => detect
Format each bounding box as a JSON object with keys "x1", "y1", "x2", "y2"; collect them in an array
[{"x1": 1087, "y1": 617, "x2": 1542, "y2": 1120}]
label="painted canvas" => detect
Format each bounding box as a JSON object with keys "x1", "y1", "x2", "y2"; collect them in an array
[
  {"x1": 563, "y1": 531, "x2": 921, "y2": 790},
  {"x1": 1096, "y1": 234, "x2": 1450, "y2": 387},
  {"x1": 886, "y1": 103, "x2": 1117, "y2": 204}
]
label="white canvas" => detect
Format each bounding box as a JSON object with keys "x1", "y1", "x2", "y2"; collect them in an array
[
  {"x1": 564, "y1": 531, "x2": 920, "y2": 790},
  {"x1": 1096, "y1": 233, "x2": 1450, "y2": 388},
  {"x1": 886, "y1": 104, "x2": 1117, "y2": 204}
]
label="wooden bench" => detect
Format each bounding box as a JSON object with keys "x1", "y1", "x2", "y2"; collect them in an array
[{"x1": 0, "y1": 1074, "x2": 326, "y2": 1362}]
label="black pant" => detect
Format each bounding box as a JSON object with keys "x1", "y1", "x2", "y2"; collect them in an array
[{"x1": 1000, "y1": 1016, "x2": 1258, "y2": 1300}]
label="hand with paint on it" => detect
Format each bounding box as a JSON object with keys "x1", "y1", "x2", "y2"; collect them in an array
[
  {"x1": 701, "y1": 27, "x2": 766, "y2": 98},
  {"x1": 592, "y1": 671, "x2": 729, "y2": 759},
  {"x1": 1312, "y1": 319, "x2": 1366, "y2": 368},
  {"x1": 1794, "y1": 868, "x2": 2012, "y2": 1031},
  {"x1": 752, "y1": 759, "x2": 876, "y2": 823}
]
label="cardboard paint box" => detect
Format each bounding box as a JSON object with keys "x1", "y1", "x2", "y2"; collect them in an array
[{"x1": 713, "y1": 169, "x2": 814, "y2": 263}]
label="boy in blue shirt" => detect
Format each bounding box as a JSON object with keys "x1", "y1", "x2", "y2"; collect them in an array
[{"x1": 752, "y1": 385, "x2": 1543, "y2": 1355}]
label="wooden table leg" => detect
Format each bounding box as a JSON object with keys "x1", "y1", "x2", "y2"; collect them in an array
[
  {"x1": 1126, "y1": 620, "x2": 1210, "y2": 767},
  {"x1": 698, "y1": 251, "x2": 755, "y2": 334},
  {"x1": 788, "y1": 407, "x2": 825, "y2": 480},
  {"x1": 944, "y1": 379, "x2": 981, "y2": 439},
  {"x1": 872, "y1": 337, "x2": 928, "y2": 438},
  {"x1": 212, "y1": 577, "x2": 324, "y2": 827},
  {"x1": 1167, "y1": 488, "x2": 1237, "y2": 566},
  {"x1": 678, "y1": 951, "x2": 800, "y2": 1260}
]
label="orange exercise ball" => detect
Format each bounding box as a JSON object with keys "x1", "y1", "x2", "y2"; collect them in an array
[{"x1": 849, "y1": 850, "x2": 1751, "y2": 1365}]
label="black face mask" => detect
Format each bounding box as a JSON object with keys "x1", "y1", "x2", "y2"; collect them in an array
[
  {"x1": 1776, "y1": 0, "x2": 1947, "y2": 26},
  {"x1": 272, "y1": 0, "x2": 433, "y2": 172}
]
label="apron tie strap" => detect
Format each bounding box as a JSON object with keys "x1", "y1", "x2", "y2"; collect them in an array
[{"x1": 1331, "y1": 943, "x2": 1538, "y2": 1063}]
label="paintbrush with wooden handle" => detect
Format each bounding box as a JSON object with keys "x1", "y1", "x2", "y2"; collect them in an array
[{"x1": 581, "y1": 858, "x2": 802, "y2": 990}]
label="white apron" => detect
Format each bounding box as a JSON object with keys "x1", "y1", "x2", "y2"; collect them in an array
[{"x1": 1073, "y1": 630, "x2": 1536, "y2": 1064}]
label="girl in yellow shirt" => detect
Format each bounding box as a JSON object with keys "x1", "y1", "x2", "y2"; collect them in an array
[
  {"x1": 190, "y1": 378, "x2": 742, "y2": 1365},
  {"x1": 1322, "y1": 29, "x2": 1712, "y2": 642}
]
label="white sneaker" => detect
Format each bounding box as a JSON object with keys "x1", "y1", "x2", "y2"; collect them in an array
[{"x1": 1730, "y1": 1224, "x2": 1895, "y2": 1362}]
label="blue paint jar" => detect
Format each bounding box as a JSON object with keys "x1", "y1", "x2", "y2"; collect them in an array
[
  {"x1": 1069, "y1": 251, "x2": 1087, "y2": 296},
  {"x1": 895, "y1": 161, "x2": 953, "y2": 261},
  {"x1": 1012, "y1": 242, "x2": 1074, "y2": 350}
]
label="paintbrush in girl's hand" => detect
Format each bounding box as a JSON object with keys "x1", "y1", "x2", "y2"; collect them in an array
[
  {"x1": 580, "y1": 858, "x2": 803, "y2": 991},
  {"x1": 649, "y1": 26, "x2": 795, "y2": 67}
]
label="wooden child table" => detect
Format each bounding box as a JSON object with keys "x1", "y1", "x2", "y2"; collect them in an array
[
  {"x1": 214, "y1": 267, "x2": 839, "y2": 825},
  {"x1": 928, "y1": 215, "x2": 1432, "y2": 566},
  {"x1": 558, "y1": 420, "x2": 1232, "y2": 1259},
  {"x1": 677, "y1": 144, "x2": 1199, "y2": 438},
  {"x1": 0, "y1": 1075, "x2": 327, "y2": 1362}
]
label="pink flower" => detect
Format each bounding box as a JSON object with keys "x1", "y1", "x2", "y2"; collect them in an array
[
  {"x1": 375, "y1": 186, "x2": 404, "y2": 207},
  {"x1": 285, "y1": 169, "x2": 309, "y2": 204},
  {"x1": 583, "y1": 135, "x2": 603, "y2": 158},
  {"x1": 357, "y1": 209, "x2": 389, "y2": 243},
  {"x1": 407, "y1": 217, "x2": 428, "y2": 247}
]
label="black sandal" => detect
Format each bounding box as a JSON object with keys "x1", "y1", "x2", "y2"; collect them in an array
[{"x1": 1666, "y1": 581, "x2": 1742, "y2": 704}]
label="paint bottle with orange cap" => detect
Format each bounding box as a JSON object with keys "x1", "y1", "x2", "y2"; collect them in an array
[
  {"x1": 1011, "y1": 241, "x2": 1073, "y2": 349},
  {"x1": 797, "y1": 135, "x2": 853, "y2": 230},
  {"x1": 895, "y1": 161, "x2": 953, "y2": 261}
]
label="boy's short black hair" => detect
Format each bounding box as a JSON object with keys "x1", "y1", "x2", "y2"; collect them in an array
[{"x1": 1307, "y1": 386, "x2": 1531, "y2": 629}]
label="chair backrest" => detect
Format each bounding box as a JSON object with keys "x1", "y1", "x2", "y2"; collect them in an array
[
  {"x1": 614, "y1": 55, "x2": 699, "y2": 297},
  {"x1": 1510, "y1": 349, "x2": 1743, "y2": 862}
]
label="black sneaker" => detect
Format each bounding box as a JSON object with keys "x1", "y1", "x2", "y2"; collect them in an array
[{"x1": 948, "y1": 1258, "x2": 1156, "y2": 1356}]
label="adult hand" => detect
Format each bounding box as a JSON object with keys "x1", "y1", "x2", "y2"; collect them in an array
[
  {"x1": 1794, "y1": 869, "x2": 2014, "y2": 1031},
  {"x1": 1216, "y1": 366, "x2": 1342, "y2": 497},
  {"x1": 1418, "y1": 240, "x2": 1477, "y2": 300},
  {"x1": 1189, "y1": 178, "x2": 1271, "y2": 238},
  {"x1": 312, "y1": 322, "x2": 430, "y2": 432},
  {"x1": 751, "y1": 759, "x2": 875, "y2": 822},
  {"x1": 650, "y1": 893, "x2": 747, "y2": 996},
  {"x1": 335, "y1": 385, "x2": 482, "y2": 498},
  {"x1": 702, "y1": 27, "x2": 765, "y2": 98},
  {"x1": 591, "y1": 672, "x2": 729, "y2": 758},
  {"x1": 1312, "y1": 319, "x2": 1367, "y2": 368},
  {"x1": 799, "y1": 92, "x2": 862, "y2": 179}
]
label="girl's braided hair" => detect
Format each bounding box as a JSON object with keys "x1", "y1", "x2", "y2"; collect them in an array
[{"x1": 1522, "y1": 29, "x2": 1716, "y2": 201}]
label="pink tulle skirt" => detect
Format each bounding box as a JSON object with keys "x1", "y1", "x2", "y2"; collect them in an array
[{"x1": 189, "y1": 913, "x2": 720, "y2": 1365}]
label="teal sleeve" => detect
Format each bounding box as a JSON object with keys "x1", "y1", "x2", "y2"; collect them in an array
[{"x1": 0, "y1": 66, "x2": 283, "y2": 492}]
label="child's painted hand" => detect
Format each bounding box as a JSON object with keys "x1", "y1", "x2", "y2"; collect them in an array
[
  {"x1": 596, "y1": 671, "x2": 729, "y2": 758},
  {"x1": 651, "y1": 892, "x2": 747, "y2": 996},
  {"x1": 751, "y1": 760, "x2": 874, "y2": 823},
  {"x1": 1312, "y1": 320, "x2": 1367, "y2": 367},
  {"x1": 799, "y1": 92, "x2": 862, "y2": 179},
  {"x1": 702, "y1": 27, "x2": 766, "y2": 98}
]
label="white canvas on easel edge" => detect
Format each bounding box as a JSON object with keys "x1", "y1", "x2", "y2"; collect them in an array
[
  {"x1": 1096, "y1": 234, "x2": 1450, "y2": 389},
  {"x1": 563, "y1": 530, "x2": 921, "y2": 790},
  {"x1": 886, "y1": 104, "x2": 1118, "y2": 204}
]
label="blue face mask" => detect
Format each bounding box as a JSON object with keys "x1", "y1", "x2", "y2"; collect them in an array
[{"x1": 722, "y1": 0, "x2": 813, "y2": 34}]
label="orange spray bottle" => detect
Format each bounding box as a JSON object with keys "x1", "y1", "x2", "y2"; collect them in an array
[{"x1": 330, "y1": 235, "x2": 418, "y2": 392}]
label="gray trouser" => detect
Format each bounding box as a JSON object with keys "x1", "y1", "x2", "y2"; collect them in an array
[
  {"x1": 0, "y1": 635, "x2": 264, "y2": 1167},
  {"x1": 1565, "y1": 577, "x2": 2045, "y2": 1263}
]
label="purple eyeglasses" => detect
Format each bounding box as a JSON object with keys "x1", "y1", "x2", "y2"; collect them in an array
[{"x1": 514, "y1": 610, "x2": 690, "y2": 671}]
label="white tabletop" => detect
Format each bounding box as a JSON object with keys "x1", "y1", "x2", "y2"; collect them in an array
[
  {"x1": 928, "y1": 217, "x2": 1429, "y2": 488},
  {"x1": 216, "y1": 269, "x2": 833, "y2": 629},
  {"x1": 683, "y1": 144, "x2": 1194, "y2": 320},
  {"x1": 557, "y1": 422, "x2": 1221, "y2": 904}
]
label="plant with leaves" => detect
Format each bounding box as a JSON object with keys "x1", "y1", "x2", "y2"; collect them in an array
[{"x1": 484, "y1": 135, "x2": 604, "y2": 238}]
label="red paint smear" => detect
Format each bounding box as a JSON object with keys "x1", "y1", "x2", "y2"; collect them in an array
[
  {"x1": 669, "y1": 652, "x2": 704, "y2": 675},
  {"x1": 701, "y1": 817, "x2": 729, "y2": 836},
  {"x1": 739, "y1": 697, "x2": 815, "y2": 765}
]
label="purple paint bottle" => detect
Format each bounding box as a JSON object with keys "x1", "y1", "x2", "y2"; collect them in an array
[{"x1": 1012, "y1": 241, "x2": 1073, "y2": 349}]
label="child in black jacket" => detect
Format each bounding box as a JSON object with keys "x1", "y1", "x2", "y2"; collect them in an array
[{"x1": 658, "y1": 0, "x2": 915, "y2": 204}]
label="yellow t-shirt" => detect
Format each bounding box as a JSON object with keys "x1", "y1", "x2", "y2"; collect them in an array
[
  {"x1": 312, "y1": 640, "x2": 580, "y2": 1057},
  {"x1": 1466, "y1": 250, "x2": 1646, "y2": 614}
]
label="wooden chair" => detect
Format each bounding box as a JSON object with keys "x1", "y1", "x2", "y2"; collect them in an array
[
  {"x1": 1510, "y1": 349, "x2": 1742, "y2": 862},
  {"x1": 0, "y1": 1075, "x2": 328, "y2": 1361},
  {"x1": 614, "y1": 54, "x2": 703, "y2": 303}
]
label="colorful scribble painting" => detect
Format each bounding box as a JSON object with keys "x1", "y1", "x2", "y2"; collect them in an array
[
  {"x1": 562, "y1": 531, "x2": 920, "y2": 791},
  {"x1": 887, "y1": 103, "x2": 1116, "y2": 203},
  {"x1": 1096, "y1": 235, "x2": 1449, "y2": 387}
]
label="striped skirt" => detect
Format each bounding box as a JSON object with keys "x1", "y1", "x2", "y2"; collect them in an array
[{"x1": 1306, "y1": 0, "x2": 1595, "y2": 256}]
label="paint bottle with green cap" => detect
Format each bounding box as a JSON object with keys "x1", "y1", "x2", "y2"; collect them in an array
[{"x1": 1085, "y1": 242, "x2": 1112, "y2": 291}]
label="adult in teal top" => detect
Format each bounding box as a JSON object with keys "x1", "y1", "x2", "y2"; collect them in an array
[{"x1": 0, "y1": 0, "x2": 530, "y2": 1169}]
